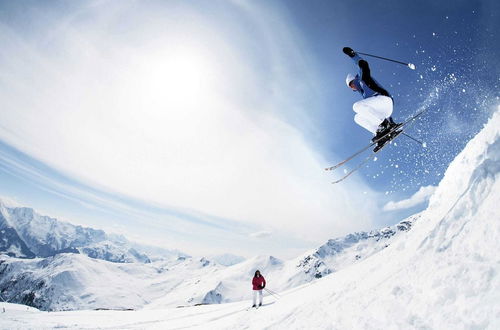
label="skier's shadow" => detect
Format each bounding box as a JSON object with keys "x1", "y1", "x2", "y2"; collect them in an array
[{"x1": 247, "y1": 301, "x2": 276, "y2": 311}]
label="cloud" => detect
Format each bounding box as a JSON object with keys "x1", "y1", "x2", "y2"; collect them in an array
[
  {"x1": 383, "y1": 185, "x2": 437, "y2": 211},
  {"x1": 0, "y1": 1, "x2": 381, "y2": 247},
  {"x1": 249, "y1": 231, "x2": 272, "y2": 239},
  {"x1": 0, "y1": 195, "x2": 23, "y2": 208}
]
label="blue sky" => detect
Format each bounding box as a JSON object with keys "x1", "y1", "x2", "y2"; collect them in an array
[
  {"x1": 285, "y1": 0, "x2": 499, "y2": 187},
  {"x1": 0, "y1": 0, "x2": 498, "y2": 258}
]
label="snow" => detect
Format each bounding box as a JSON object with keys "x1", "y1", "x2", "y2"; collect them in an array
[
  {"x1": 383, "y1": 185, "x2": 436, "y2": 211},
  {"x1": 0, "y1": 302, "x2": 39, "y2": 313},
  {"x1": 1, "y1": 109, "x2": 499, "y2": 328},
  {"x1": 0, "y1": 201, "x2": 155, "y2": 263},
  {"x1": 210, "y1": 254, "x2": 245, "y2": 266},
  {"x1": 0, "y1": 207, "x2": 421, "y2": 312}
]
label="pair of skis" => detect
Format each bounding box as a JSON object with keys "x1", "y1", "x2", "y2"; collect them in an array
[{"x1": 326, "y1": 110, "x2": 426, "y2": 184}]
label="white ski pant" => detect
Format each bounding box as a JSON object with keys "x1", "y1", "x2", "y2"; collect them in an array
[
  {"x1": 253, "y1": 290, "x2": 263, "y2": 305},
  {"x1": 353, "y1": 95, "x2": 393, "y2": 134}
]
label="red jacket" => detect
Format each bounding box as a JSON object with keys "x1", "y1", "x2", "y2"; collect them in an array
[{"x1": 252, "y1": 275, "x2": 266, "y2": 290}]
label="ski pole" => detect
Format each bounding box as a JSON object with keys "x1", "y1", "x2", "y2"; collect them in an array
[
  {"x1": 401, "y1": 132, "x2": 425, "y2": 146},
  {"x1": 265, "y1": 290, "x2": 280, "y2": 300},
  {"x1": 264, "y1": 288, "x2": 281, "y2": 299},
  {"x1": 265, "y1": 288, "x2": 281, "y2": 296},
  {"x1": 356, "y1": 51, "x2": 416, "y2": 70}
]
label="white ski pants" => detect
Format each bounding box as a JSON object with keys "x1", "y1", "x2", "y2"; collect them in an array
[
  {"x1": 353, "y1": 95, "x2": 393, "y2": 134},
  {"x1": 253, "y1": 290, "x2": 263, "y2": 305}
]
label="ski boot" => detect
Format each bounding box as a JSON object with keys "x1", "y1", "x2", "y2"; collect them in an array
[
  {"x1": 373, "y1": 130, "x2": 403, "y2": 152},
  {"x1": 371, "y1": 118, "x2": 391, "y2": 143},
  {"x1": 372, "y1": 117, "x2": 403, "y2": 152},
  {"x1": 371, "y1": 117, "x2": 402, "y2": 142},
  {"x1": 387, "y1": 116, "x2": 403, "y2": 131}
]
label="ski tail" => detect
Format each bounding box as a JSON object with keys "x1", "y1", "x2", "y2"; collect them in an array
[
  {"x1": 332, "y1": 153, "x2": 377, "y2": 184},
  {"x1": 325, "y1": 143, "x2": 374, "y2": 171}
]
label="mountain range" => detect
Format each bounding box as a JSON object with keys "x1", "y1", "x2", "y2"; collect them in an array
[{"x1": 0, "y1": 197, "x2": 418, "y2": 311}]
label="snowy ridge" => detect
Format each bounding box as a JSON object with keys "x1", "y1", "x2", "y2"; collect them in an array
[
  {"x1": 146, "y1": 216, "x2": 421, "y2": 308},
  {"x1": 0, "y1": 201, "x2": 152, "y2": 263},
  {"x1": 289, "y1": 215, "x2": 417, "y2": 283},
  {"x1": 0, "y1": 254, "x2": 220, "y2": 311},
  {"x1": 0, "y1": 214, "x2": 419, "y2": 311}
]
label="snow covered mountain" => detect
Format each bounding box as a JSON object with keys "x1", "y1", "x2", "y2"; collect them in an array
[
  {"x1": 146, "y1": 215, "x2": 420, "y2": 309},
  {"x1": 210, "y1": 253, "x2": 246, "y2": 266},
  {"x1": 3, "y1": 108, "x2": 499, "y2": 328},
  {"x1": 0, "y1": 207, "x2": 419, "y2": 311},
  {"x1": 0, "y1": 201, "x2": 151, "y2": 263},
  {"x1": 0, "y1": 254, "x2": 215, "y2": 311},
  {"x1": 2, "y1": 108, "x2": 499, "y2": 329},
  {"x1": 288, "y1": 215, "x2": 417, "y2": 283}
]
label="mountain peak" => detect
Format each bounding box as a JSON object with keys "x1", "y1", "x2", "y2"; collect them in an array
[{"x1": 0, "y1": 203, "x2": 149, "y2": 263}]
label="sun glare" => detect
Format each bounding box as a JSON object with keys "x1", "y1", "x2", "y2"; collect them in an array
[{"x1": 140, "y1": 51, "x2": 216, "y2": 111}]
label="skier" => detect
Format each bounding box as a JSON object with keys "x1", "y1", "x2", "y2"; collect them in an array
[
  {"x1": 251, "y1": 270, "x2": 266, "y2": 308},
  {"x1": 343, "y1": 46, "x2": 402, "y2": 152}
]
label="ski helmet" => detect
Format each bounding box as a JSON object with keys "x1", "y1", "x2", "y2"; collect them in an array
[{"x1": 345, "y1": 73, "x2": 356, "y2": 87}]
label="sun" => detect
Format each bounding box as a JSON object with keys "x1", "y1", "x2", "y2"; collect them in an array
[{"x1": 137, "y1": 49, "x2": 217, "y2": 112}]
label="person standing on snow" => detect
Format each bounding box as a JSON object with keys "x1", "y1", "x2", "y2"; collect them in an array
[
  {"x1": 343, "y1": 46, "x2": 402, "y2": 152},
  {"x1": 252, "y1": 270, "x2": 266, "y2": 307}
]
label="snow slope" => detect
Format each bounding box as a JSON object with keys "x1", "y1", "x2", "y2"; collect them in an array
[
  {"x1": 0, "y1": 210, "x2": 417, "y2": 311},
  {"x1": 0, "y1": 253, "x2": 226, "y2": 311},
  {"x1": 1, "y1": 182, "x2": 419, "y2": 312},
  {"x1": 2, "y1": 108, "x2": 499, "y2": 329},
  {"x1": 145, "y1": 215, "x2": 418, "y2": 309},
  {"x1": 0, "y1": 215, "x2": 415, "y2": 311}
]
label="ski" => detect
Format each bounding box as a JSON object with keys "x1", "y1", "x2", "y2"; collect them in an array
[
  {"x1": 332, "y1": 129, "x2": 405, "y2": 184},
  {"x1": 332, "y1": 152, "x2": 377, "y2": 184},
  {"x1": 324, "y1": 142, "x2": 375, "y2": 171},
  {"x1": 330, "y1": 109, "x2": 427, "y2": 184},
  {"x1": 325, "y1": 109, "x2": 426, "y2": 172}
]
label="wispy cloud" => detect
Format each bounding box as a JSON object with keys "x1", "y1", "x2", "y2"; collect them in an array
[
  {"x1": 0, "y1": 1, "x2": 382, "y2": 255},
  {"x1": 383, "y1": 185, "x2": 437, "y2": 211},
  {"x1": 0, "y1": 195, "x2": 23, "y2": 208},
  {"x1": 249, "y1": 231, "x2": 272, "y2": 239}
]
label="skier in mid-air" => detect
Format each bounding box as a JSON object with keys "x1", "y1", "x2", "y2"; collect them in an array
[
  {"x1": 343, "y1": 46, "x2": 402, "y2": 152},
  {"x1": 326, "y1": 47, "x2": 421, "y2": 182},
  {"x1": 251, "y1": 270, "x2": 266, "y2": 308}
]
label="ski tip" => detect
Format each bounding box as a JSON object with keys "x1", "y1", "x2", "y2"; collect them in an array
[{"x1": 408, "y1": 63, "x2": 416, "y2": 70}]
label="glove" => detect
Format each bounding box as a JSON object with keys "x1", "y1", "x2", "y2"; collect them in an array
[{"x1": 343, "y1": 47, "x2": 356, "y2": 58}]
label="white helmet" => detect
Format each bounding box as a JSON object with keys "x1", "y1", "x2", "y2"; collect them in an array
[{"x1": 345, "y1": 73, "x2": 356, "y2": 87}]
